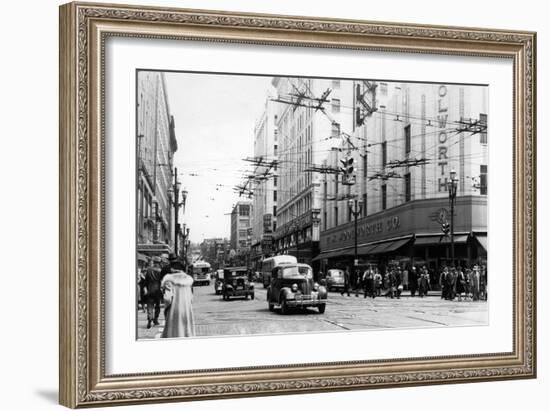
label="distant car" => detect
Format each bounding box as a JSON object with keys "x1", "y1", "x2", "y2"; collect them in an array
[
  {"x1": 214, "y1": 269, "x2": 224, "y2": 295},
  {"x1": 221, "y1": 267, "x2": 255, "y2": 300},
  {"x1": 267, "y1": 263, "x2": 327, "y2": 314},
  {"x1": 325, "y1": 269, "x2": 345, "y2": 291}
]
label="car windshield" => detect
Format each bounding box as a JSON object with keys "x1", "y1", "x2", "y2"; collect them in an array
[
  {"x1": 225, "y1": 270, "x2": 247, "y2": 278},
  {"x1": 280, "y1": 266, "x2": 302, "y2": 278}
]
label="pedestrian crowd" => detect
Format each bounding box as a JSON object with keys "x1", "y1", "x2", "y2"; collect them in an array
[
  {"x1": 137, "y1": 255, "x2": 196, "y2": 338},
  {"x1": 331, "y1": 262, "x2": 487, "y2": 302}
]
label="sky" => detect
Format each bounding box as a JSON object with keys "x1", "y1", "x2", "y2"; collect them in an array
[{"x1": 165, "y1": 72, "x2": 275, "y2": 243}]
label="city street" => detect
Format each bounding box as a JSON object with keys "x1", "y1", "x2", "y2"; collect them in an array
[{"x1": 137, "y1": 283, "x2": 488, "y2": 339}]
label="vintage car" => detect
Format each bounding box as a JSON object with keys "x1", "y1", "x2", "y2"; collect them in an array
[
  {"x1": 221, "y1": 267, "x2": 255, "y2": 300},
  {"x1": 267, "y1": 263, "x2": 327, "y2": 314},
  {"x1": 325, "y1": 269, "x2": 346, "y2": 291},
  {"x1": 213, "y1": 269, "x2": 224, "y2": 295}
]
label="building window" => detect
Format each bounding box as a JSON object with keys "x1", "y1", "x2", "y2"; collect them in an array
[
  {"x1": 331, "y1": 122, "x2": 340, "y2": 138},
  {"x1": 348, "y1": 206, "x2": 352, "y2": 222},
  {"x1": 273, "y1": 176, "x2": 277, "y2": 187},
  {"x1": 480, "y1": 113, "x2": 488, "y2": 144},
  {"x1": 363, "y1": 152, "x2": 368, "y2": 178},
  {"x1": 239, "y1": 205, "x2": 250, "y2": 216},
  {"x1": 379, "y1": 82, "x2": 388, "y2": 95},
  {"x1": 273, "y1": 205, "x2": 277, "y2": 217},
  {"x1": 334, "y1": 206, "x2": 338, "y2": 226},
  {"x1": 274, "y1": 144, "x2": 278, "y2": 156},
  {"x1": 332, "y1": 79, "x2": 341, "y2": 89},
  {"x1": 382, "y1": 142, "x2": 387, "y2": 167},
  {"x1": 405, "y1": 173, "x2": 411, "y2": 202},
  {"x1": 331, "y1": 98, "x2": 341, "y2": 113},
  {"x1": 404, "y1": 124, "x2": 411, "y2": 154},
  {"x1": 273, "y1": 191, "x2": 277, "y2": 202},
  {"x1": 323, "y1": 211, "x2": 327, "y2": 231},
  {"x1": 381, "y1": 185, "x2": 387, "y2": 210},
  {"x1": 480, "y1": 165, "x2": 487, "y2": 195},
  {"x1": 362, "y1": 193, "x2": 367, "y2": 216}
]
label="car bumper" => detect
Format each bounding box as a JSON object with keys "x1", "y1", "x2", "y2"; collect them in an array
[
  {"x1": 226, "y1": 288, "x2": 253, "y2": 296},
  {"x1": 286, "y1": 297, "x2": 327, "y2": 307}
]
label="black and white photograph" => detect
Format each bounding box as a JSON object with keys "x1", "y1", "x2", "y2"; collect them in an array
[{"x1": 135, "y1": 70, "x2": 489, "y2": 340}]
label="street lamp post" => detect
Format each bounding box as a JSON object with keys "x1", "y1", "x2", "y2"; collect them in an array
[
  {"x1": 348, "y1": 198, "x2": 364, "y2": 276},
  {"x1": 448, "y1": 169, "x2": 459, "y2": 267},
  {"x1": 169, "y1": 167, "x2": 187, "y2": 260}
]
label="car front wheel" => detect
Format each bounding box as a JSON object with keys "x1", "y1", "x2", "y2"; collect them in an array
[{"x1": 280, "y1": 297, "x2": 289, "y2": 315}]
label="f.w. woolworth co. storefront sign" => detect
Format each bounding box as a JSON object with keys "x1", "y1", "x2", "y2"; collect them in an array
[{"x1": 320, "y1": 196, "x2": 487, "y2": 252}]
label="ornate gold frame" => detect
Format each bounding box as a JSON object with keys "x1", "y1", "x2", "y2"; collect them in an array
[{"x1": 59, "y1": 1, "x2": 536, "y2": 408}]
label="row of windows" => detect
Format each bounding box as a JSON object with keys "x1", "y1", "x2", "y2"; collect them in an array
[{"x1": 323, "y1": 163, "x2": 487, "y2": 230}]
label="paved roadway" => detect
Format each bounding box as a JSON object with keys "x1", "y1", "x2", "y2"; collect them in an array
[{"x1": 137, "y1": 282, "x2": 488, "y2": 339}]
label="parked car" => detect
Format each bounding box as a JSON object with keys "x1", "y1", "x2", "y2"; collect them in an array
[
  {"x1": 221, "y1": 267, "x2": 255, "y2": 300},
  {"x1": 213, "y1": 269, "x2": 224, "y2": 295},
  {"x1": 325, "y1": 269, "x2": 345, "y2": 291},
  {"x1": 267, "y1": 263, "x2": 327, "y2": 314}
]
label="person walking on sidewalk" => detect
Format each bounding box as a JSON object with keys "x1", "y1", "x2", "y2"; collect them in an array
[
  {"x1": 161, "y1": 260, "x2": 196, "y2": 338},
  {"x1": 419, "y1": 266, "x2": 430, "y2": 297},
  {"x1": 374, "y1": 269, "x2": 382, "y2": 297},
  {"x1": 341, "y1": 267, "x2": 351, "y2": 297},
  {"x1": 409, "y1": 266, "x2": 418, "y2": 297},
  {"x1": 143, "y1": 256, "x2": 163, "y2": 329},
  {"x1": 362, "y1": 266, "x2": 375, "y2": 299}
]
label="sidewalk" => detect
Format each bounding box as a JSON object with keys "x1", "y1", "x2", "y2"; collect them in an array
[{"x1": 137, "y1": 308, "x2": 164, "y2": 339}]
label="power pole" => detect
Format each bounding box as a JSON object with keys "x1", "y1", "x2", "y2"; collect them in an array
[{"x1": 173, "y1": 167, "x2": 179, "y2": 257}]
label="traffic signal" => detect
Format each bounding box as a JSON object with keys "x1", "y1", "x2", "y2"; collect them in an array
[
  {"x1": 441, "y1": 220, "x2": 450, "y2": 235},
  {"x1": 340, "y1": 156, "x2": 356, "y2": 185}
]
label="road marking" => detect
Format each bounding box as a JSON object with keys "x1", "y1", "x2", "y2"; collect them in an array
[
  {"x1": 318, "y1": 318, "x2": 351, "y2": 330},
  {"x1": 405, "y1": 316, "x2": 448, "y2": 326}
]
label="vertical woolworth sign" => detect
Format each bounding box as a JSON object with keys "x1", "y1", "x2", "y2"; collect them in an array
[{"x1": 437, "y1": 85, "x2": 449, "y2": 192}]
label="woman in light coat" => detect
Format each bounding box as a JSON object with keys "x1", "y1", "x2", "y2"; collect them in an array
[{"x1": 161, "y1": 261, "x2": 196, "y2": 338}]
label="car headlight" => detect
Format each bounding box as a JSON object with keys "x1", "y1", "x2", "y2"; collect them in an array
[
  {"x1": 313, "y1": 282, "x2": 319, "y2": 291},
  {"x1": 291, "y1": 283, "x2": 298, "y2": 292}
]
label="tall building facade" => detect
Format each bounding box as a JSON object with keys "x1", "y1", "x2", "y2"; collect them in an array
[
  {"x1": 230, "y1": 201, "x2": 253, "y2": 265},
  {"x1": 250, "y1": 98, "x2": 278, "y2": 270},
  {"x1": 136, "y1": 71, "x2": 178, "y2": 257},
  {"x1": 200, "y1": 237, "x2": 230, "y2": 269},
  {"x1": 316, "y1": 81, "x2": 488, "y2": 276},
  {"x1": 271, "y1": 77, "x2": 354, "y2": 268}
]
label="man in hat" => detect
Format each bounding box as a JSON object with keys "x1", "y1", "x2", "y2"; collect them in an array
[{"x1": 144, "y1": 256, "x2": 163, "y2": 329}]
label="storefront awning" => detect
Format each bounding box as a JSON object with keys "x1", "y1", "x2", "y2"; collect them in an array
[
  {"x1": 137, "y1": 243, "x2": 173, "y2": 255},
  {"x1": 312, "y1": 248, "x2": 354, "y2": 261},
  {"x1": 369, "y1": 237, "x2": 413, "y2": 254},
  {"x1": 356, "y1": 243, "x2": 378, "y2": 255},
  {"x1": 475, "y1": 234, "x2": 487, "y2": 252},
  {"x1": 414, "y1": 234, "x2": 469, "y2": 246},
  {"x1": 137, "y1": 253, "x2": 149, "y2": 263}
]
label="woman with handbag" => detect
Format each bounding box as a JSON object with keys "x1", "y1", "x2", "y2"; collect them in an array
[{"x1": 161, "y1": 261, "x2": 196, "y2": 338}]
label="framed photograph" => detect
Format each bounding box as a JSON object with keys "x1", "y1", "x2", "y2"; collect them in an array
[{"x1": 59, "y1": 1, "x2": 536, "y2": 408}]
